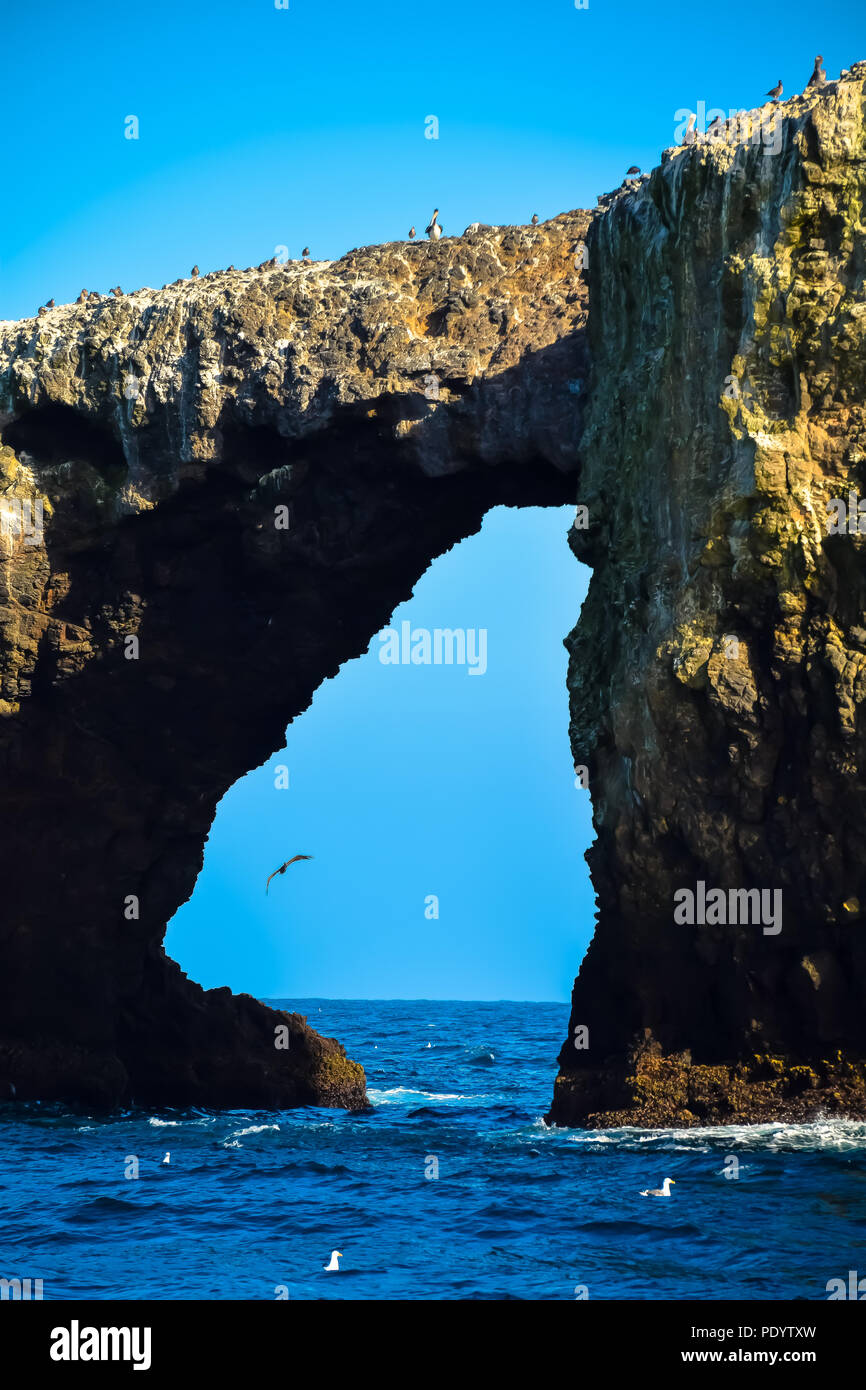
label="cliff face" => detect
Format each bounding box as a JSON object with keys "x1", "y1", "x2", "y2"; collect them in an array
[
  {"x1": 0, "y1": 216, "x2": 589, "y2": 1107},
  {"x1": 4, "y1": 67, "x2": 866, "y2": 1128},
  {"x1": 551, "y1": 64, "x2": 866, "y2": 1125}
]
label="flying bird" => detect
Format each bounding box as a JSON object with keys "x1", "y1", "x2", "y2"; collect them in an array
[
  {"x1": 766, "y1": 79, "x2": 783, "y2": 102},
  {"x1": 641, "y1": 1177, "x2": 675, "y2": 1197},
  {"x1": 323, "y1": 1250, "x2": 343, "y2": 1271},
  {"x1": 425, "y1": 209, "x2": 442, "y2": 240},
  {"x1": 806, "y1": 55, "x2": 826, "y2": 89},
  {"x1": 266, "y1": 854, "x2": 313, "y2": 894}
]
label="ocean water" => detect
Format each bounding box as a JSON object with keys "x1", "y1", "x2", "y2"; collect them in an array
[{"x1": 1, "y1": 999, "x2": 865, "y2": 1301}]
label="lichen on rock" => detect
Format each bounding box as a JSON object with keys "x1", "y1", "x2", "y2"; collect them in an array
[
  {"x1": 551, "y1": 62, "x2": 866, "y2": 1128},
  {"x1": 0, "y1": 216, "x2": 589, "y2": 1109}
]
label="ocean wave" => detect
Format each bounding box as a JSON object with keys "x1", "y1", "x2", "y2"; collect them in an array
[
  {"x1": 564, "y1": 1118, "x2": 866, "y2": 1153},
  {"x1": 226, "y1": 1124, "x2": 281, "y2": 1139},
  {"x1": 367, "y1": 1087, "x2": 470, "y2": 1105}
]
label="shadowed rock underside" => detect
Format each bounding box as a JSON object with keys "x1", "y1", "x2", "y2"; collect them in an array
[{"x1": 0, "y1": 214, "x2": 590, "y2": 1108}]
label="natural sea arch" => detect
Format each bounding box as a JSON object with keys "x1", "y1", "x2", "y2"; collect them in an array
[{"x1": 166, "y1": 506, "x2": 595, "y2": 1007}]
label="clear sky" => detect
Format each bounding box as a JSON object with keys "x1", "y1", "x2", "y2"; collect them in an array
[
  {"x1": 3, "y1": 1, "x2": 863, "y2": 998},
  {"x1": 168, "y1": 507, "x2": 594, "y2": 1001},
  {"x1": 2, "y1": 0, "x2": 862, "y2": 320}
]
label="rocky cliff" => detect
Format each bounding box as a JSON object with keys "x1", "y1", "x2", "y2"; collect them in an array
[
  {"x1": 551, "y1": 62, "x2": 866, "y2": 1125},
  {"x1": 0, "y1": 216, "x2": 589, "y2": 1107},
  {"x1": 3, "y1": 63, "x2": 865, "y2": 1127}
]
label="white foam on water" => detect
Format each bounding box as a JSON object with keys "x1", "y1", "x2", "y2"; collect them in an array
[
  {"x1": 368, "y1": 1087, "x2": 470, "y2": 1105},
  {"x1": 563, "y1": 1117, "x2": 866, "y2": 1153},
  {"x1": 227, "y1": 1124, "x2": 281, "y2": 1139}
]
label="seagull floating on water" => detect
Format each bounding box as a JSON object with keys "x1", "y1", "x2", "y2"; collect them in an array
[
  {"x1": 641, "y1": 1177, "x2": 675, "y2": 1197},
  {"x1": 162, "y1": 1152, "x2": 170, "y2": 1166},
  {"x1": 324, "y1": 1250, "x2": 343, "y2": 1271},
  {"x1": 266, "y1": 854, "x2": 313, "y2": 894}
]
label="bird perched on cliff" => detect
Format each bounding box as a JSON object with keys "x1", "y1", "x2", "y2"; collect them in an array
[
  {"x1": 641, "y1": 1177, "x2": 675, "y2": 1197},
  {"x1": 227, "y1": 264, "x2": 235, "y2": 271},
  {"x1": 266, "y1": 854, "x2": 313, "y2": 894},
  {"x1": 408, "y1": 226, "x2": 416, "y2": 240},
  {"x1": 531, "y1": 213, "x2": 539, "y2": 225},
  {"x1": 625, "y1": 166, "x2": 640, "y2": 176},
  {"x1": 37, "y1": 306, "x2": 47, "y2": 317},
  {"x1": 302, "y1": 247, "x2": 310, "y2": 260},
  {"x1": 425, "y1": 209, "x2": 442, "y2": 240},
  {"x1": 324, "y1": 1251, "x2": 343, "y2": 1271},
  {"x1": 766, "y1": 79, "x2": 783, "y2": 102},
  {"x1": 683, "y1": 113, "x2": 698, "y2": 145},
  {"x1": 190, "y1": 265, "x2": 199, "y2": 278},
  {"x1": 88, "y1": 291, "x2": 100, "y2": 302},
  {"x1": 110, "y1": 286, "x2": 123, "y2": 297},
  {"x1": 76, "y1": 289, "x2": 88, "y2": 304},
  {"x1": 806, "y1": 55, "x2": 826, "y2": 89},
  {"x1": 46, "y1": 298, "x2": 55, "y2": 308}
]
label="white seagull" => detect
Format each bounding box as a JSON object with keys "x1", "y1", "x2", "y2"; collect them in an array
[
  {"x1": 641, "y1": 1177, "x2": 675, "y2": 1197},
  {"x1": 162, "y1": 1152, "x2": 170, "y2": 1165},
  {"x1": 323, "y1": 1250, "x2": 343, "y2": 1271}
]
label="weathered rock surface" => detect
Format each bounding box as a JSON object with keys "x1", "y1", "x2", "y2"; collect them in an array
[
  {"x1": 4, "y1": 63, "x2": 866, "y2": 1127},
  {"x1": 0, "y1": 216, "x2": 589, "y2": 1107},
  {"x1": 551, "y1": 64, "x2": 866, "y2": 1126}
]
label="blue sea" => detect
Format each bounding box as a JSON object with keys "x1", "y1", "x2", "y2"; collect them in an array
[{"x1": 1, "y1": 999, "x2": 864, "y2": 1301}]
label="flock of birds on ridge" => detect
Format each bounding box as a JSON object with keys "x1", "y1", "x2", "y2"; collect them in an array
[{"x1": 28, "y1": 55, "x2": 836, "y2": 323}]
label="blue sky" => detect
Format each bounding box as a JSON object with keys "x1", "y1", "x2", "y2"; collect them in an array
[
  {"x1": 2, "y1": 1, "x2": 862, "y2": 320},
  {"x1": 3, "y1": 1, "x2": 863, "y2": 998},
  {"x1": 168, "y1": 507, "x2": 594, "y2": 1001}
]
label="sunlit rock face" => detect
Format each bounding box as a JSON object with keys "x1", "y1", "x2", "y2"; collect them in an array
[
  {"x1": 551, "y1": 64, "x2": 866, "y2": 1126},
  {"x1": 0, "y1": 216, "x2": 589, "y2": 1107}
]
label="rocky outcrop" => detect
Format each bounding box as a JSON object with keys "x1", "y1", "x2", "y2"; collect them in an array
[
  {"x1": 551, "y1": 64, "x2": 866, "y2": 1126},
  {"x1": 0, "y1": 216, "x2": 589, "y2": 1107},
  {"x1": 4, "y1": 63, "x2": 866, "y2": 1128}
]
